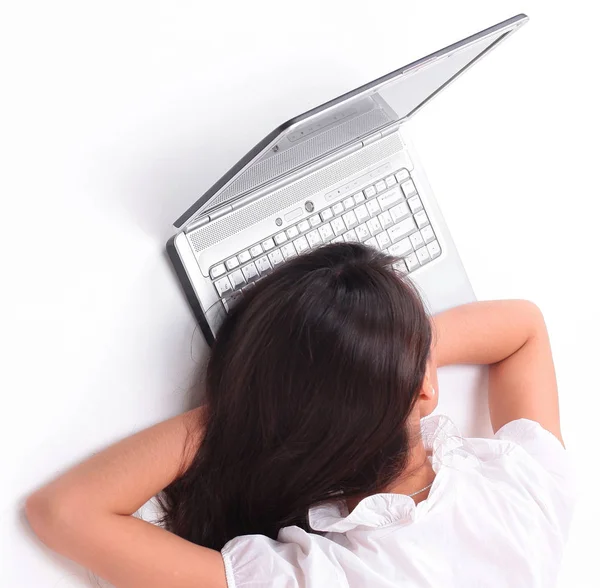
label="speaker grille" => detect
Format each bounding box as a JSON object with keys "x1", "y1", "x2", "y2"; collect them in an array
[
  {"x1": 195, "y1": 108, "x2": 391, "y2": 218},
  {"x1": 188, "y1": 133, "x2": 402, "y2": 253}
]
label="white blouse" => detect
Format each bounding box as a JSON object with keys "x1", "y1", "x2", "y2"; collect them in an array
[{"x1": 221, "y1": 415, "x2": 575, "y2": 587}]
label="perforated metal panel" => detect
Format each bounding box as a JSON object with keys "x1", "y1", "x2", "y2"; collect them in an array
[
  {"x1": 187, "y1": 133, "x2": 402, "y2": 253},
  {"x1": 190, "y1": 108, "x2": 391, "y2": 222}
]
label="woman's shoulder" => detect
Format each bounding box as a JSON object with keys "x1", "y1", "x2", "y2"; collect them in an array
[
  {"x1": 461, "y1": 417, "x2": 572, "y2": 478},
  {"x1": 425, "y1": 414, "x2": 576, "y2": 508},
  {"x1": 424, "y1": 415, "x2": 570, "y2": 470}
]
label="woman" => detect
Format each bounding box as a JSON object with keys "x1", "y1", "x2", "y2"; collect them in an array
[{"x1": 26, "y1": 243, "x2": 573, "y2": 587}]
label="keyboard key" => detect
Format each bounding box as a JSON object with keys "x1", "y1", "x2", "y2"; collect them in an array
[
  {"x1": 355, "y1": 223, "x2": 371, "y2": 242},
  {"x1": 222, "y1": 291, "x2": 243, "y2": 313},
  {"x1": 286, "y1": 226, "x2": 299, "y2": 239},
  {"x1": 408, "y1": 195, "x2": 423, "y2": 213},
  {"x1": 225, "y1": 257, "x2": 240, "y2": 270},
  {"x1": 238, "y1": 250, "x2": 251, "y2": 264},
  {"x1": 281, "y1": 242, "x2": 297, "y2": 260},
  {"x1": 306, "y1": 229, "x2": 323, "y2": 248},
  {"x1": 388, "y1": 238, "x2": 413, "y2": 257},
  {"x1": 255, "y1": 256, "x2": 272, "y2": 275},
  {"x1": 395, "y1": 169, "x2": 410, "y2": 183},
  {"x1": 355, "y1": 204, "x2": 369, "y2": 223},
  {"x1": 377, "y1": 186, "x2": 403, "y2": 211},
  {"x1": 241, "y1": 262, "x2": 259, "y2": 282},
  {"x1": 414, "y1": 210, "x2": 429, "y2": 228},
  {"x1": 365, "y1": 237, "x2": 378, "y2": 249},
  {"x1": 364, "y1": 186, "x2": 376, "y2": 198},
  {"x1": 366, "y1": 199, "x2": 381, "y2": 216},
  {"x1": 410, "y1": 231, "x2": 425, "y2": 250},
  {"x1": 420, "y1": 225, "x2": 435, "y2": 243},
  {"x1": 354, "y1": 192, "x2": 366, "y2": 203},
  {"x1": 318, "y1": 223, "x2": 334, "y2": 242},
  {"x1": 379, "y1": 210, "x2": 393, "y2": 229},
  {"x1": 401, "y1": 180, "x2": 417, "y2": 197},
  {"x1": 375, "y1": 180, "x2": 387, "y2": 193},
  {"x1": 309, "y1": 215, "x2": 321, "y2": 227},
  {"x1": 320, "y1": 208, "x2": 333, "y2": 222},
  {"x1": 427, "y1": 240, "x2": 441, "y2": 259},
  {"x1": 250, "y1": 244, "x2": 264, "y2": 257},
  {"x1": 331, "y1": 236, "x2": 344, "y2": 244},
  {"x1": 393, "y1": 260, "x2": 407, "y2": 273},
  {"x1": 388, "y1": 218, "x2": 417, "y2": 243},
  {"x1": 376, "y1": 231, "x2": 391, "y2": 250},
  {"x1": 367, "y1": 217, "x2": 383, "y2": 236},
  {"x1": 343, "y1": 229, "x2": 358, "y2": 242},
  {"x1": 274, "y1": 233, "x2": 287, "y2": 245},
  {"x1": 331, "y1": 217, "x2": 346, "y2": 236},
  {"x1": 268, "y1": 249, "x2": 284, "y2": 266},
  {"x1": 229, "y1": 269, "x2": 246, "y2": 289},
  {"x1": 298, "y1": 219, "x2": 311, "y2": 233},
  {"x1": 416, "y1": 246, "x2": 431, "y2": 265},
  {"x1": 390, "y1": 202, "x2": 410, "y2": 223},
  {"x1": 210, "y1": 263, "x2": 226, "y2": 279},
  {"x1": 332, "y1": 202, "x2": 344, "y2": 216},
  {"x1": 214, "y1": 276, "x2": 233, "y2": 297},
  {"x1": 405, "y1": 252, "x2": 419, "y2": 271},
  {"x1": 343, "y1": 196, "x2": 354, "y2": 210},
  {"x1": 261, "y1": 238, "x2": 275, "y2": 251},
  {"x1": 294, "y1": 236, "x2": 310, "y2": 254},
  {"x1": 385, "y1": 175, "x2": 397, "y2": 188},
  {"x1": 342, "y1": 210, "x2": 358, "y2": 230}
]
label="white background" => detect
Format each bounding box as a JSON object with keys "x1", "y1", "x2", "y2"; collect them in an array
[{"x1": 1, "y1": 1, "x2": 597, "y2": 586}]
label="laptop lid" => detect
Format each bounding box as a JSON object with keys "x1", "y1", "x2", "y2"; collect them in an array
[{"x1": 175, "y1": 13, "x2": 528, "y2": 229}]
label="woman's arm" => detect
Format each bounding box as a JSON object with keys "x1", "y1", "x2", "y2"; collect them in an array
[
  {"x1": 25, "y1": 407, "x2": 227, "y2": 588},
  {"x1": 432, "y1": 300, "x2": 562, "y2": 444}
]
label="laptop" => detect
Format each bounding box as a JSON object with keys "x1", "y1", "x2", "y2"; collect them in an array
[{"x1": 167, "y1": 14, "x2": 528, "y2": 349}]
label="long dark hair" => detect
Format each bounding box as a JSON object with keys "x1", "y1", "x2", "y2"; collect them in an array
[{"x1": 160, "y1": 243, "x2": 432, "y2": 550}]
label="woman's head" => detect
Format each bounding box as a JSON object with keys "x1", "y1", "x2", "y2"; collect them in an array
[{"x1": 161, "y1": 243, "x2": 435, "y2": 549}]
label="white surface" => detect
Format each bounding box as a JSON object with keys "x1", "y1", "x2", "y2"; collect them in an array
[{"x1": 1, "y1": 1, "x2": 597, "y2": 586}]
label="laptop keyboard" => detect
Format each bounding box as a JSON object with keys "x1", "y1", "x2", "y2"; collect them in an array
[{"x1": 209, "y1": 168, "x2": 441, "y2": 312}]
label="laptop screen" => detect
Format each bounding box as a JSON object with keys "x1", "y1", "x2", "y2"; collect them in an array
[{"x1": 175, "y1": 14, "x2": 527, "y2": 228}]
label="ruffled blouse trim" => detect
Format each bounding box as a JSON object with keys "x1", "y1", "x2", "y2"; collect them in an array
[{"x1": 309, "y1": 415, "x2": 479, "y2": 532}]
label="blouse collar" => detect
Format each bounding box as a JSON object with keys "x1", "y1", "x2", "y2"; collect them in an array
[{"x1": 308, "y1": 415, "x2": 477, "y2": 533}]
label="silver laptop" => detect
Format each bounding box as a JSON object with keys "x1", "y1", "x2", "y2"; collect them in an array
[{"x1": 168, "y1": 14, "x2": 528, "y2": 345}]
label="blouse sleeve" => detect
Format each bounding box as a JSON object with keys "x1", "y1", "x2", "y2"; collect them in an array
[
  {"x1": 494, "y1": 418, "x2": 576, "y2": 538},
  {"x1": 221, "y1": 526, "x2": 346, "y2": 588}
]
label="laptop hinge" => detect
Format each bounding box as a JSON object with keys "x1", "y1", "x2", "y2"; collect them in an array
[
  {"x1": 362, "y1": 132, "x2": 382, "y2": 147},
  {"x1": 361, "y1": 121, "x2": 401, "y2": 147},
  {"x1": 381, "y1": 122, "x2": 402, "y2": 137},
  {"x1": 184, "y1": 204, "x2": 233, "y2": 233},
  {"x1": 185, "y1": 215, "x2": 210, "y2": 231},
  {"x1": 209, "y1": 205, "x2": 232, "y2": 221}
]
